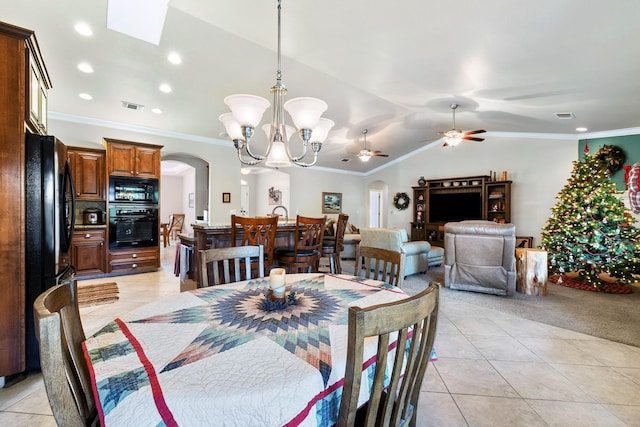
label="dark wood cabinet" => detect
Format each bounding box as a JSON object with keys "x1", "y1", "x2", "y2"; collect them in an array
[
  {"x1": 71, "y1": 229, "x2": 106, "y2": 276},
  {"x1": 105, "y1": 138, "x2": 161, "y2": 178},
  {"x1": 68, "y1": 147, "x2": 106, "y2": 200},
  {"x1": 0, "y1": 22, "x2": 50, "y2": 376},
  {"x1": 410, "y1": 175, "x2": 512, "y2": 245},
  {"x1": 26, "y1": 42, "x2": 51, "y2": 135},
  {"x1": 108, "y1": 246, "x2": 160, "y2": 274}
]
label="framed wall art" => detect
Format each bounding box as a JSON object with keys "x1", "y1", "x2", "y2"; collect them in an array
[
  {"x1": 222, "y1": 192, "x2": 231, "y2": 203},
  {"x1": 516, "y1": 236, "x2": 534, "y2": 248},
  {"x1": 188, "y1": 192, "x2": 195, "y2": 208},
  {"x1": 322, "y1": 192, "x2": 342, "y2": 214}
]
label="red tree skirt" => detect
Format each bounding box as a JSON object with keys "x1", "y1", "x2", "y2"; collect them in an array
[{"x1": 549, "y1": 275, "x2": 633, "y2": 294}]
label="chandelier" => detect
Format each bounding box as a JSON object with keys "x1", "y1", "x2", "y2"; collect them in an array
[{"x1": 218, "y1": 0, "x2": 334, "y2": 168}]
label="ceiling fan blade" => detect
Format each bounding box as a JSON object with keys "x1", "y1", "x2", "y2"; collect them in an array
[
  {"x1": 462, "y1": 136, "x2": 485, "y2": 142},
  {"x1": 372, "y1": 153, "x2": 389, "y2": 157},
  {"x1": 464, "y1": 129, "x2": 486, "y2": 135}
]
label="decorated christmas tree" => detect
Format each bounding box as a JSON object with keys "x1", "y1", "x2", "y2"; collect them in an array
[{"x1": 540, "y1": 148, "x2": 640, "y2": 290}]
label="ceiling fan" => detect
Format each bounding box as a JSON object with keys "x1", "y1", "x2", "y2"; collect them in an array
[
  {"x1": 439, "y1": 104, "x2": 486, "y2": 147},
  {"x1": 357, "y1": 129, "x2": 389, "y2": 162}
]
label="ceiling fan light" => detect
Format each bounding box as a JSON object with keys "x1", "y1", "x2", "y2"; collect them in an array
[
  {"x1": 284, "y1": 97, "x2": 327, "y2": 130},
  {"x1": 310, "y1": 118, "x2": 335, "y2": 143},
  {"x1": 219, "y1": 113, "x2": 245, "y2": 141},
  {"x1": 265, "y1": 140, "x2": 292, "y2": 167},
  {"x1": 224, "y1": 94, "x2": 270, "y2": 127},
  {"x1": 358, "y1": 150, "x2": 371, "y2": 162}
]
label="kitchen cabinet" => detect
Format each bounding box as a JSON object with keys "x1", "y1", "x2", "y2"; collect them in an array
[
  {"x1": 108, "y1": 246, "x2": 160, "y2": 274},
  {"x1": 0, "y1": 22, "x2": 50, "y2": 376},
  {"x1": 26, "y1": 46, "x2": 51, "y2": 135},
  {"x1": 104, "y1": 138, "x2": 162, "y2": 178},
  {"x1": 71, "y1": 228, "x2": 106, "y2": 276},
  {"x1": 68, "y1": 147, "x2": 106, "y2": 201}
]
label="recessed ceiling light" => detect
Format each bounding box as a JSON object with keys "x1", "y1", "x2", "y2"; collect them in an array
[
  {"x1": 77, "y1": 62, "x2": 94, "y2": 73},
  {"x1": 74, "y1": 22, "x2": 93, "y2": 36},
  {"x1": 151, "y1": 108, "x2": 163, "y2": 114},
  {"x1": 576, "y1": 127, "x2": 588, "y2": 132},
  {"x1": 167, "y1": 52, "x2": 182, "y2": 65},
  {"x1": 79, "y1": 93, "x2": 93, "y2": 100},
  {"x1": 159, "y1": 83, "x2": 172, "y2": 93}
]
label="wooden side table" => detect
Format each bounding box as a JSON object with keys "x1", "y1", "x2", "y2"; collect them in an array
[{"x1": 516, "y1": 248, "x2": 548, "y2": 295}]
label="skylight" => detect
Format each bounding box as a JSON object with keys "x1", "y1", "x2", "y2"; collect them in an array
[{"x1": 107, "y1": 0, "x2": 169, "y2": 45}]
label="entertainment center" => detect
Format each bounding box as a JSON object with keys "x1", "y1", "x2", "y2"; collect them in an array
[{"x1": 411, "y1": 175, "x2": 512, "y2": 245}]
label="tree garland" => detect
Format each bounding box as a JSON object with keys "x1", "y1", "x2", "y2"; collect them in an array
[{"x1": 393, "y1": 192, "x2": 410, "y2": 210}]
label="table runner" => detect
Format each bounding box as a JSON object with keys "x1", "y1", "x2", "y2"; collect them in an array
[{"x1": 83, "y1": 274, "x2": 407, "y2": 426}]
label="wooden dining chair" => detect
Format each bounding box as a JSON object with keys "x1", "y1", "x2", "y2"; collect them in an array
[
  {"x1": 199, "y1": 245, "x2": 264, "y2": 286},
  {"x1": 321, "y1": 213, "x2": 349, "y2": 274},
  {"x1": 274, "y1": 215, "x2": 327, "y2": 273},
  {"x1": 337, "y1": 284, "x2": 440, "y2": 427},
  {"x1": 169, "y1": 213, "x2": 185, "y2": 241},
  {"x1": 34, "y1": 279, "x2": 98, "y2": 427},
  {"x1": 355, "y1": 245, "x2": 406, "y2": 288},
  {"x1": 230, "y1": 215, "x2": 278, "y2": 270}
]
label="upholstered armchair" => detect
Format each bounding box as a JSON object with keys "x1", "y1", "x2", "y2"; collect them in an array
[
  {"x1": 444, "y1": 220, "x2": 517, "y2": 296},
  {"x1": 359, "y1": 228, "x2": 430, "y2": 277}
]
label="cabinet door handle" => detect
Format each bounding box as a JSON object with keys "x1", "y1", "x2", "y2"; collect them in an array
[
  {"x1": 132, "y1": 253, "x2": 137, "y2": 258},
  {"x1": 132, "y1": 263, "x2": 138, "y2": 268},
  {"x1": 85, "y1": 234, "x2": 91, "y2": 239}
]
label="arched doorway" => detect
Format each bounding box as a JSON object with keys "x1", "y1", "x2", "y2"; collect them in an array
[{"x1": 161, "y1": 154, "x2": 209, "y2": 233}]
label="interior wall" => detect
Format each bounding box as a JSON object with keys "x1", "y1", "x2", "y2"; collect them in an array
[
  {"x1": 285, "y1": 167, "x2": 366, "y2": 227},
  {"x1": 181, "y1": 167, "x2": 196, "y2": 234},
  {"x1": 255, "y1": 169, "x2": 290, "y2": 218},
  {"x1": 160, "y1": 175, "x2": 183, "y2": 224},
  {"x1": 366, "y1": 136, "x2": 578, "y2": 245}
]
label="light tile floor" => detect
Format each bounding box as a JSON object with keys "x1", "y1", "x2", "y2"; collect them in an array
[{"x1": 2, "y1": 247, "x2": 640, "y2": 426}]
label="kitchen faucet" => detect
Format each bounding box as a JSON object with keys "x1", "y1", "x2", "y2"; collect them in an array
[{"x1": 271, "y1": 205, "x2": 288, "y2": 222}]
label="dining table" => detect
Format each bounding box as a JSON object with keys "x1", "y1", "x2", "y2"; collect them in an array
[{"x1": 82, "y1": 273, "x2": 410, "y2": 427}]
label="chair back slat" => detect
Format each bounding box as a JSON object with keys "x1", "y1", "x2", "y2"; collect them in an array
[
  {"x1": 295, "y1": 215, "x2": 326, "y2": 253},
  {"x1": 356, "y1": 245, "x2": 406, "y2": 288},
  {"x1": 34, "y1": 279, "x2": 98, "y2": 427},
  {"x1": 199, "y1": 245, "x2": 264, "y2": 286},
  {"x1": 337, "y1": 284, "x2": 440, "y2": 427},
  {"x1": 231, "y1": 215, "x2": 278, "y2": 270}
]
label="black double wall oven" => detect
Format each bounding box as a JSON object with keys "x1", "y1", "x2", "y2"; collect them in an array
[{"x1": 108, "y1": 177, "x2": 159, "y2": 249}]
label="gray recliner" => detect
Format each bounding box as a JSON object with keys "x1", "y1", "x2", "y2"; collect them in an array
[{"x1": 444, "y1": 220, "x2": 516, "y2": 296}]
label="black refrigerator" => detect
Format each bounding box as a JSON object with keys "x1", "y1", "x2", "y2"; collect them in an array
[{"x1": 24, "y1": 132, "x2": 76, "y2": 372}]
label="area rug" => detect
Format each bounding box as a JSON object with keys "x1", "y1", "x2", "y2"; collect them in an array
[
  {"x1": 77, "y1": 282, "x2": 119, "y2": 307},
  {"x1": 549, "y1": 275, "x2": 633, "y2": 294}
]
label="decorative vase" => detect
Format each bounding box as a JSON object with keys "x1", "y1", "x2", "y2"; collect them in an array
[{"x1": 418, "y1": 176, "x2": 426, "y2": 187}]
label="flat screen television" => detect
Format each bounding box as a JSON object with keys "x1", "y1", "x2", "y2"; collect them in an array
[{"x1": 429, "y1": 192, "x2": 483, "y2": 223}]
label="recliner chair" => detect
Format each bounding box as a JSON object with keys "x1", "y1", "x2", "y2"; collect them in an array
[{"x1": 444, "y1": 220, "x2": 517, "y2": 296}]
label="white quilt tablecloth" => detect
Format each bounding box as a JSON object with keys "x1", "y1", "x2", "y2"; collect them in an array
[{"x1": 83, "y1": 273, "x2": 408, "y2": 426}]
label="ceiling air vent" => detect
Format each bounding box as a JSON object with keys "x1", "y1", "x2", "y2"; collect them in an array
[
  {"x1": 341, "y1": 158, "x2": 351, "y2": 163},
  {"x1": 554, "y1": 112, "x2": 575, "y2": 119},
  {"x1": 121, "y1": 101, "x2": 144, "y2": 111}
]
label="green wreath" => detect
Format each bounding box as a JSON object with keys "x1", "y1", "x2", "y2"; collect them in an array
[
  {"x1": 393, "y1": 192, "x2": 410, "y2": 210},
  {"x1": 595, "y1": 145, "x2": 626, "y2": 174}
]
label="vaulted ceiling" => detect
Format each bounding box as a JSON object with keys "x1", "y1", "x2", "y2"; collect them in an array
[{"x1": 3, "y1": 0, "x2": 640, "y2": 172}]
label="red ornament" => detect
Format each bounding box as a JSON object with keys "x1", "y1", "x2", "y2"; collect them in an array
[{"x1": 584, "y1": 140, "x2": 589, "y2": 153}]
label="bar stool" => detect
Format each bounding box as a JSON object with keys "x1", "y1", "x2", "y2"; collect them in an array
[
  {"x1": 275, "y1": 215, "x2": 326, "y2": 273},
  {"x1": 322, "y1": 213, "x2": 349, "y2": 274},
  {"x1": 230, "y1": 215, "x2": 278, "y2": 271}
]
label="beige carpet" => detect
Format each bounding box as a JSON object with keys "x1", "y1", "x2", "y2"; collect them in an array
[
  {"x1": 77, "y1": 282, "x2": 119, "y2": 307},
  {"x1": 338, "y1": 260, "x2": 640, "y2": 348}
]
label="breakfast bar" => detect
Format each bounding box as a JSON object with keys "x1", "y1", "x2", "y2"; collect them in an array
[{"x1": 179, "y1": 222, "x2": 299, "y2": 288}]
